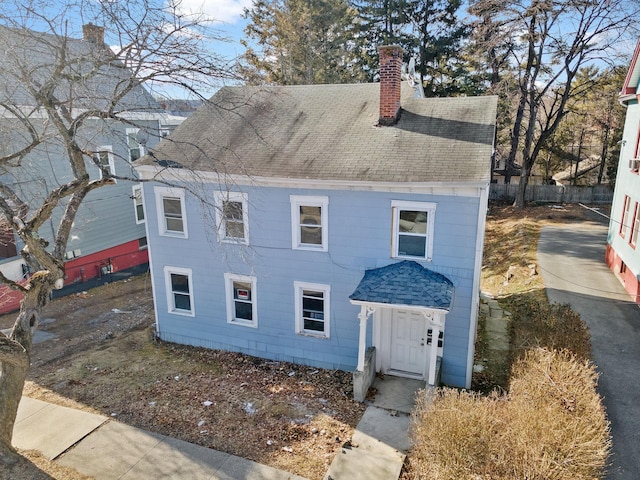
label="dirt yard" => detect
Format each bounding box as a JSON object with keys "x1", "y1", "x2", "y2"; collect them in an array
[{"x1": 0, "y1": 274, "x2": 365, "y2": 479}]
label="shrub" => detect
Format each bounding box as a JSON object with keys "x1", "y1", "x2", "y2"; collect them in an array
[
  {"x1": 508, "y1": 296, "x2": 592, "y2": 361},
  {"x1": 406, "y1": 348, "x2": 610, "y2": 480}
]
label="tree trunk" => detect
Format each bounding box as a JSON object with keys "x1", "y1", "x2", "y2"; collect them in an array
[
  {"x1": 0, "y1": 286, "x2": 47, "y2": 465},
  {"x1": 597, "y1": 123, "x2": 610, "y2": 185}
]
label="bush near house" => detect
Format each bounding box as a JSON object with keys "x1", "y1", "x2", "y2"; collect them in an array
[{"x1": 406, "y1": 348, "x2": 610, "y2": 480}]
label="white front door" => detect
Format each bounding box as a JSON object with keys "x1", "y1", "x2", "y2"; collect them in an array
[{"x1": 389, "y1": 309, "x2": 427, "y2": 378}]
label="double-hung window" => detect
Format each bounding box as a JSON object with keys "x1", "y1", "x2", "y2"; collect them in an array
[
  {"x1": 290, "y1": 195, "x2": 328, "y2": 251},
  {"x1": 620, "y1": 195, "x2": 631, "y2": 238},
  {"x1": 225, "y1": 273, "x2": 257, "y2": 327},
  {"x1": 391, "y1": 200, "x2": 436, "y2": 261},
  {"x1": 631, "y1": 202, "x2": 640, "y2": 247},
  {"x1": 126, "y1": 128, "x2": 144, "y2": 162},
  {"x1": 155, "y1": 187, "x2": 187, "y2": 238},
  {"x1": 132, "y1": 185, "x2": 145, "y2": 224},
  {"x1": 215, "y1": 191, "x2": 248, "y2": 244},
  {"x1": 94, "y1": 146, "x2": 115, "y2": 179},
  {"x1": 164, "y1": 266, "x2": 194, "y2": 316},
  {"x1": 294, "y1": 281, "x2": 330, "y2": 338}
]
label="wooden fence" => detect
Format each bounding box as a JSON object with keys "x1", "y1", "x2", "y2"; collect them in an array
[{"x1": 489, "y1": 184, "x2": 613, "y2": 204}]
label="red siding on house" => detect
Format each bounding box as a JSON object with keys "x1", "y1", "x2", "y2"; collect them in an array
[
  {"x1": 0, "y1": 240, "x2": 148, "y2": 314},
  {"x1": 64, "y1": 239, "x2": 148, "y2": 285},
  {"x1": 605, "y1": 243, "x2": 640, "y2": 304}
]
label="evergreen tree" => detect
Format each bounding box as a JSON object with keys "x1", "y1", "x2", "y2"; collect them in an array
[
  {"x1": 406, "y1": 0, "x2": 469, "y2": 96},
  {"x1": 351, "y1": 0, "x2": 415, "y2": 81},
  {"x1": 241, "y1": 0, "x2": 363, "y2": 85}
]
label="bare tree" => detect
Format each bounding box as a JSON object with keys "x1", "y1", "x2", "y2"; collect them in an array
[
  {"x1": 0, "y1": 0, "x2": 235, "y2": 464},
  {"x1": 470, "y1": 0, "x2": 639, "y2": 207}
]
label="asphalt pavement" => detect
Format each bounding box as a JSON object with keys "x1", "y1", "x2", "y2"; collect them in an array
[{"x1": 537, "y1": 218, "x2": 640, "y2": 480}]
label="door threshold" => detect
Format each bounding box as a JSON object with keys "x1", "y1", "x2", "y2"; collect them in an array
[{"x1": 387, "y1": 369, "x2": 425, "y2": 380}]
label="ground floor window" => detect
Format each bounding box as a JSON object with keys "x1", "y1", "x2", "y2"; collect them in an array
[
  {"x1": 294, "y1": 281, "x2": 330, "y2": 338},
  {"x1": 164, "y1": 266, "x2": 194, "y2": 316},
  {"x1": 225, "y1": 273, "x2": 258, "y2": 328}
]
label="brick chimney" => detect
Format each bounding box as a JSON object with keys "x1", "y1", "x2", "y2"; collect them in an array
[
  {"x1": 82, "y1": 23, "x2": 104, "y2": 45},
  {"x1": 378, "y1": 45, "x2": 404, "y2": 126}
]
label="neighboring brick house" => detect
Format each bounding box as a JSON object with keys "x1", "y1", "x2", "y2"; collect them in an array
[
  {"x1": 0, "y1": 24, "x2": 182, "y2": 312},
  {"x1": 136, "y1": 46, "x2": 498, "y2": 397},
  {"x1": 606, "y1": 38, "x2": 640, "y2": 304}
]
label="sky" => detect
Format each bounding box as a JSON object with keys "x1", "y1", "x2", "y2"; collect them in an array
[{"x1": 176, "y1": 0, "x2": 252, "y2": 60}]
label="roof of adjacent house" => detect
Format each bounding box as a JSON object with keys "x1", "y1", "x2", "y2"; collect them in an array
[
  {"x1": 142, "y1": 83, "x2": 497, "y2": 184},
  {"x1": 622, "y1": 37, "x2": 640, "y2": 100},
  {"x1": 349, "y1": 260, "x2": 454, "y2": 310},
  {"x1": 0, "y1": 26, "x2": 159, "y2": 112}
]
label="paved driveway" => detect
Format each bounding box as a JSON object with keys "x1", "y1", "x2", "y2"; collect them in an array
[{"x1": 538, "y1": 220, "x2": 640, "y2": 480}]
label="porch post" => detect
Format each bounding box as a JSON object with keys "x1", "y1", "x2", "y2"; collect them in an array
[
  {"x1": 356, "y1": 306, "x2": 370, "y2": 371},
  {"x1": 426, "y1": 312, "x2": 446, "y2": 386},
  {"x1": 428, "y1": 324, "x2": 440, "y2": 385}
]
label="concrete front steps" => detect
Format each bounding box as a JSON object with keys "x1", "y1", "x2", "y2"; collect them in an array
[{"x1": 324, "y1": 377, "x2": 427, "y2": 480}]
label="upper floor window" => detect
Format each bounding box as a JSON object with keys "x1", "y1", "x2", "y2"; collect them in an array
[
  {"x1": 155, "y1": 187, "x2": 187, "y2": 238},
  {"x1": 290, "y1": 195, "x2": 328, "y2": 251},
  {"x1": 126, "y1": 128, "x2": 145, "y2": 162},
  {"x1": 164, "y1": 266, "x2": 194, "y2": 316},
  {"x1": 631, "y1": 202, "x2": 640, "y2": 248},
  {"x1": 94, "y1": 146, "x2": 115, "y2": 178},
  {"x1": 132, "y1": 185, "x2": 145, "y2": 224},
  {"x1": 391, "y1": 200, "x2": 436, "y2": 261},
  {"x1": 215, "y1": 191, "x2": 248, "y2": 244},
  {"x1": 225, "y1": 273, "x2": 257, "y2": 328},
  {"x1": 620, "y1": 195, "x2": 631, "y2": 238},
  {"x1": 294, "y1": 281, "x2": 330, "y2": 338}
]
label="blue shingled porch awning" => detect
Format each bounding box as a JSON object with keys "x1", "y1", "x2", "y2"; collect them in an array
[{"x1": 349, "y1": 260, "x2": 454, "y2": 310}]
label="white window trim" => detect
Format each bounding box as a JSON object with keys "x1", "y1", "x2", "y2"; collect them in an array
[
  {"x1": 126, "y1": 127, "x2": 145, "y2": 162},
  {"x1": 163, "y1": 266, "x2": 194, "y2": 317},
  {"x1": 132, "y1": 185, "x2": 145, "y2": 224},
  {"x1": 294, "y1": 281, "x2": 330, "y2": 338},
  {"x1": 290, "y1": 195, "x2": 329, "y2": 252},
  {"x1": 214, "y1": 191, "x2": 249, "y2": 245},
  {"x1": 224, "y1": 273, "x2": 258, "y2": 328},
  {"x1": 95, "y1": 145, "x2": 115, "y2": 179},
  {"x1": 155, "y1": 186, "x2": 188, "y2": 238},
  {"x1": 391, "y1": 200, "x2": 437, "y2": 261}
]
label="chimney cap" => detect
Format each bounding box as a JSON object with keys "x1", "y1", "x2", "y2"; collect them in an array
[{"x1": 377, "y1": 44, "x2": 405, "y2": 54}]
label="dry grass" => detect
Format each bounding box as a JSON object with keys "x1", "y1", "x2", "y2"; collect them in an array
[
  {"x1": 407, "y1": 349, "x2": 611, "y2": 480},
  {"x1": 473, "y1": 203, "x2": 599, "y2": 392},
  {"x1": 27, "y1": 325, "x2": 365, "y2": 479}
]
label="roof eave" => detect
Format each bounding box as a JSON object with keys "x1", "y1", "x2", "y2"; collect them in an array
[
  {"x1": 134, "y1": 164, "x2": 490, "y2": 191},
  {"x1": 349, "y1": 299, "x2": 450, "y2": 313}
]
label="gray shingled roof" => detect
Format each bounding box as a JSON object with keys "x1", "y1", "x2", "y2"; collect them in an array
[
  {"x1": 144, "y1": 83, "x2": 497, "y2": 183},
  {"x1": 0, "y1": 26, "x2": 159, "y2": 112},
  {"x1": 349, "y1": 260, "x2": 454, "y2": 310}
]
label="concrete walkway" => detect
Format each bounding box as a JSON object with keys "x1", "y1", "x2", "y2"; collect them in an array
[
  {"x1": 324, "y1": 376, "x2": 425, "y2": 480},
  {"x1": 538, "y1": 221, "x2": 640, "y2": 480},
  {"x1": 14, "y1": 396, "x2": 306, "y2": 480},
  {"x1": 15, "y1": 377, "x2": 423, "y2": 480}
]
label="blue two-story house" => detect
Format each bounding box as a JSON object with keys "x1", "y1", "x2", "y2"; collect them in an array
[{"x1": 136, "y1": 46, "x2": 497, "y2": 397}]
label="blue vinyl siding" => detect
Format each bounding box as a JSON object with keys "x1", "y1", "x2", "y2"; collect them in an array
[{"x1": 146, "y1": 183, "x2": 482, "y2": 386}]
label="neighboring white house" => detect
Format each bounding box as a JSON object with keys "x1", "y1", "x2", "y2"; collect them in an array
[{"x1": 606, "y1": 38, "x2": 640, "y2": 304}]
